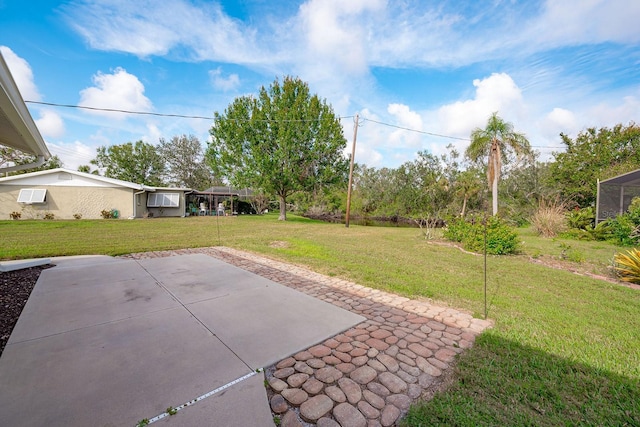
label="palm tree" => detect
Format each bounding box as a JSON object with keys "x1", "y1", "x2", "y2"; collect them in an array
[{"x1": 466, "y1": 112, "x2": 531, "y2": 216}]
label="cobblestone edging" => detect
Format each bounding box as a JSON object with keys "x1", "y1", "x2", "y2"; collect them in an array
[{"x1": 120, "y1": 247, "x2": 493, "y2": 427}]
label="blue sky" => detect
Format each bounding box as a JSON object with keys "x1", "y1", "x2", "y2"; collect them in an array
[{"x1": 2, "y1": 0, "x2": 639, "y2": 170}]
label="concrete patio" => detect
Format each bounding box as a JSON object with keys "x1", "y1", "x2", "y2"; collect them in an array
[{"x1": 0, "y1": 254, "x2": 364, "y2": 426}]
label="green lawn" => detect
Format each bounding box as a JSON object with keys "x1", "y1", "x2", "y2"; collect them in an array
[{"x1": 1, "y1": 215, "x2": 639, "y2": 425}]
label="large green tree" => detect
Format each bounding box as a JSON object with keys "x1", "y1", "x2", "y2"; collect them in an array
[
  {"x1": 466, "y1": 112, "x2": 531, "y2": 216},
  {"x1": 158, "y1": 134, "x2": 211, "y2": 190},
  {"x1": 206, "y1": 76, "x2": 348, "y2": 220},
  {"x1": 91, "y1": 140, "x2": 165, "y2": 186},
  {"x1": 548, "y1": 123, "x2": 640, "y2": 207}
]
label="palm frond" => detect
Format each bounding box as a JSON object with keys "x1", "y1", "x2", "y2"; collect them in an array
[{"x1": 614, "y1": 249, "x2": 640, "y2": 284}]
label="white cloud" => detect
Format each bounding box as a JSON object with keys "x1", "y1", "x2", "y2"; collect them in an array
[
  {"x1": 526, "y1": 0, "x2": 640, "y2": 46},
  {"x1": 539, "y1": 107, "x2": 578, "y2": 139},
  {"x1": 387, "y1": 103, "x2": 423, "y2": 148},
  {"x1": 437, "y1": 73, "x2": 524, "y2": 137},
  {"x1": 349, "y1": 109, "x2": 385, "y2": 167},
  {"x1": 587, "y1": 96, "x2": 640, "y2": 127},
  {"x1": 78, "y1": 67, "x2": 152, "y2": 119},
  {"x1": 61, "y1": 0, "x2": 266, "y2": 64},
  {"x1": 355, "y1": 146, "x2": 383, "y2": 167},
  {"x1": 35, "y1": 110, "x2": 65, "y2": 138},
  {"x1": 297, "y1": 0, "x2": 385, "y2": 75},
  {"x1": 47, "y1": 140, "x2": 96, "y2": 170},
  {"x1": 349, "y1": 107, "x2": 425, "y2": 168},
  {"x1": 209, "y1": 68, "x2": 240, "y2": 92},
  {"x1": 0, "y1": 46, "x2": 41, "y2": 101},
  {"x1": 145, "y1": 123, "x2": 163, "y2": 144},
  {"x1": 61, "y1": 0, "x2": 640, "y2": 77}
]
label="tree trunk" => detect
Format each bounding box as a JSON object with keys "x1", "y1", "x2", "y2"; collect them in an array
[
  {"x1": 461, "y1": 196, "x2": 468, "y2": 217},
  {"x1": 491, "y1": 174, "x2": 499, "y2": 216},
  {"x1": 490, "y1": 150, "x2": 500, "y2": 216},
  {"x1": 278, "y1": 195, "x2": 287, "y2": 221},
  {"x1": 490, "y1": 139, "x2": 501, "y2": 216}
]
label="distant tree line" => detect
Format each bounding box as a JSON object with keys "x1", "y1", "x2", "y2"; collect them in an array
[
  {"x1": 3, "y1": 74, "x2": 639, "y2": 224},
  {"x1": 82, "y1": 134, "x2": 214, "y2": 190}
]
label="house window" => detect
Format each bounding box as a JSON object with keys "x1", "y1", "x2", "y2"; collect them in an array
[
  {"x1": 147, "y1": 193, "x2": 179, "y2": 208},
  {"x1": 17, "y1": 188, "x2": 47, "y2": 204}
]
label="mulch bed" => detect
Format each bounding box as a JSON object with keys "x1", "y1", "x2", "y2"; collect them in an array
[{"x1": 0, "y1": 265, "x2": 52, "y2": 356}]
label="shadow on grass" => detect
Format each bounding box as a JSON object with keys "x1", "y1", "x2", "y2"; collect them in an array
[{"x1": 402, "y1": 332, "x2": 640, "y2": 427}]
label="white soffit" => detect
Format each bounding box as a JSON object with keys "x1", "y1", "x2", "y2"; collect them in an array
[{"x1": 0, "y1": 51, "x2": 51, "y2": 158}]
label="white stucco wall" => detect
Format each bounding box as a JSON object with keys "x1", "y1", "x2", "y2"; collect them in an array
[
  {"x1": 0, "y1": 185, "x2": 134, "y2": 219},
  {"x1": 0, "y1": 170, "x2": 189, "y2": 220}
]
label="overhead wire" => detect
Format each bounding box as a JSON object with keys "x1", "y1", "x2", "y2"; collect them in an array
[
  {"x1": 24, "y1": 100, "x2": 564, "y2": 149},
  {"x1": 25, "y1": 100, "x2": 355, "y2": 122},
  {"x1": 26, "y1": 100, "x2": 217, "y2": 120},
  {"x1": 362, "y1": 117, "x2": 470, "y2": 141}
]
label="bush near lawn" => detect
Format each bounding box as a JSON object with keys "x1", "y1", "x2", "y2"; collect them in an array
[
  {"x1": 443, "y1": 216, "x2": 520, "y2": 255},
  {"x1": 1, "y1": 215, "x2": 638, "y2": 426},
  {"x1": 562, "y1": 198, "x2": 640, "y2": 247}
]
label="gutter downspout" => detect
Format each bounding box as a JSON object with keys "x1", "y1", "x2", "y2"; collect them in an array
[
  {"x1": 0, "y1": 155, "x2": 45, "y2": 175},
  {"x1": 133, "y1": 189, "x2": 146, "y2": 219}
]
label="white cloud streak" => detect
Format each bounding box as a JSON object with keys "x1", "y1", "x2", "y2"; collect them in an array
[
  {"x1": 209, "y1": 67, "x2": 240, "y2": 92},
  {"x1": 61, "y1": 0, "x2": 267, "y2": 65}
]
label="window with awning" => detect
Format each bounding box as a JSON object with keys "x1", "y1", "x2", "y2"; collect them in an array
[
  {"x1": 17, "y1": 188, "x2": 47, "y2": 204},
  {"x1": 147, "y1": 193, "x2": 179, "y2": 208}
]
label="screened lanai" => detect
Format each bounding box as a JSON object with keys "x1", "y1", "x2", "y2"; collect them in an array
[
  {"x1": 187, "y1": 186, "x2": 254, "y2": 216},
  {"x1": 596, "y1": 169, "x2": 640, "y2": 223}
]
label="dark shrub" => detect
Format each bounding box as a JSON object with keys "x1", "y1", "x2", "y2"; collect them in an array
[{"x1": 444, "y1": 216, "x2": 520, "y2": 255}]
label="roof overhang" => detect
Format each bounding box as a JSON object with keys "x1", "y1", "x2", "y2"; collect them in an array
[
  {"x1": 599, "y1": 169, "x2": 640, "y2": 186},
  {"x1": 0, "y1": 51, "x2": 51, "y2": 159}
]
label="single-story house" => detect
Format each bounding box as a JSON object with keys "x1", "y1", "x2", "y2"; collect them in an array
[{"x1": 0, "y1": 168, "x2": 192, "y2": 219}]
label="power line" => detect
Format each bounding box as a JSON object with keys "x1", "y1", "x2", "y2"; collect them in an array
[
  {"x1": 362, "y1": 117, "x2": 471, "y2": 141},
  {"x1": 361, "y1": 118, "x2": 564, "y2": 149},
  {"x1": 26, "y1": 100, "x2": 216, "y2": 120},
  {"x1": 25, "y1": 100, "x2": 355, "y2": 122},
  {"x1": 25, "y1": 100, "x2": 565, "y2": 149}
]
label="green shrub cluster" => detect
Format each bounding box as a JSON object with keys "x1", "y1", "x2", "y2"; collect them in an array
[
  {"x1": 566, "y1": 206, "x2": 594, "y2": 230},
  {"x1": 561, "y1": 201, "x2": 640, "y2": 246},
  {"x1": 444, "y1": 216, "x2": 520, "y2": 255},
  {"x1": 563, "y1": 201, "x2": 640, "y2": 246}
]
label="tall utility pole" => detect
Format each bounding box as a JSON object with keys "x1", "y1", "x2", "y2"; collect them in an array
[{"x1": 345, "y1": 113, "x2": 359, "y2": 228}]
